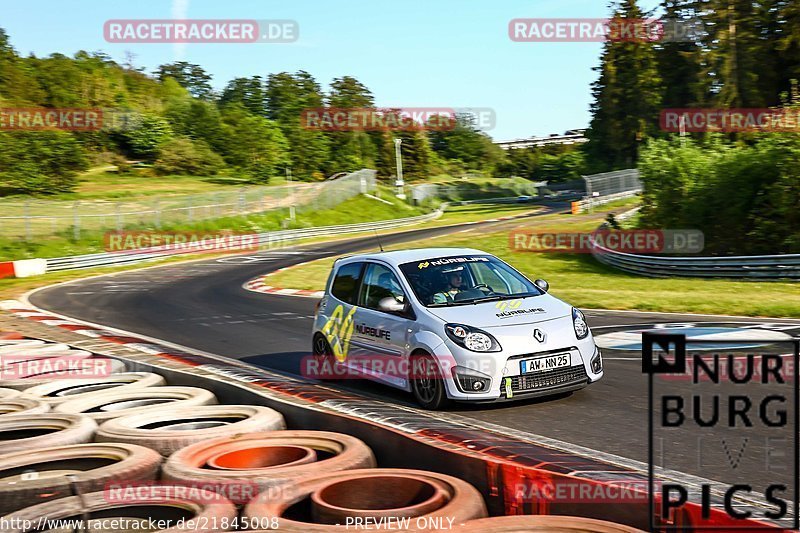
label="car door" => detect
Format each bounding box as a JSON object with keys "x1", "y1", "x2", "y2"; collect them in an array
[
  {"x1": 348, "y1": 262, "x2": 412, "y2": 389},
  {"x1": 320, "y1": 261, "x2": 365, "y2": 364}
]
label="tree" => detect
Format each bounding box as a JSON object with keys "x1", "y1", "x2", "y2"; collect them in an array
[
  {"x1": 0, "y1": 131, "x2": 88, "y2": 193},
  {"x1": 265, "y1": 71, "x2": 330, "y2": 179},
  {"x1": 699, "y1": 0, "x2": 776, "y2": 108},
  {"x1": 656, "y1": 0, "x2": 705, "y2": 108},
  {"x1": 324, "y1": 76, "x2": 377, "y2": 173},
  {"x1": 165, "y1": 99, "x2": 226, "y2": 154},
  {"x1": 219, "y1": 76, "x2": 266, "y2": 115},
  {"x1": 427, "y1": 113, "x2": 500, "y2": 171},
  {"x1": 153, "y1": 137, "x2": 224, "y2": 176},
  {"x1": 119, "y1": 114, "x2": 173, "y2": 160},
  {"x1": 585, "y1": 0, "x2": 663, "y2": 170},
  {"x1": 0, "y1": 28, "x2": 45, "y2": 105},
  {"x1": 156, "y1": 62, "x2": 213, "y2": 99},
  {"x1": 221, "y1": 104, "x2": 290, "y2": 181}
]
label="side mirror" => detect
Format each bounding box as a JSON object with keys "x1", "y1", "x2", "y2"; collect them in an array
[
  {"x1": 534, "y1": 279, "x2": 549, "y2": 293},
  {"x1": 378, "y1": 296, "x2": 406, "y2": 314}
]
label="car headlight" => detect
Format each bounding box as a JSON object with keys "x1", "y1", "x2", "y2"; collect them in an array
[
  {"x1": 445, "y1": 324, "x2": 502, "y2": 352},
  {"x1": 572, "y1": 307, "x2": 589, "y2": 340}
]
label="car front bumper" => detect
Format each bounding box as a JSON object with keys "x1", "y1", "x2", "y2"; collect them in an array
[{"x1": 435, "y1": 327, "x2": 603, "y2": 402}]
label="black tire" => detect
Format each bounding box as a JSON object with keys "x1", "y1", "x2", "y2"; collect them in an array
[
  {"x1": 54, "y1": 386, "x2": 217, "y2": 423},
  {"x1": 410, "y1": 352, "x2": 451, "y2": 410},
  {"x1": 311, "y1": 333, "x2": 340, "y2": 381},
  {"x1": 0, "y1": 442, "x2": 161, "y2": 514},
  {"x1": 23, "y1": 371, "x2": 165, "y2": 405},
  {"x1": 0, "y1": 414, "x2": 97, "y2": 453},
  {"x1": 95, "y1": 405, "x2": 286, "y2": 457},
  {"x1": 3, "y1": 489, "x2": 237, "y2": 533},
  {"x1": 0, "y1": 397, "x2": 50, "y2": 417}
]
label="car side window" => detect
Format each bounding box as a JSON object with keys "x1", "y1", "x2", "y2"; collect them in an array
[
  {"x1": 359, "y1": 263, "x2": 406, "y2": 311},
  {"x1": 330, "y1": 262, "x2": 364, "y2": 304}
]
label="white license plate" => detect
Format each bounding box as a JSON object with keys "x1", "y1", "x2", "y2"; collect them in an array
[{"x1": 520, "y1": 354, "x2": 570, "y2": 374}]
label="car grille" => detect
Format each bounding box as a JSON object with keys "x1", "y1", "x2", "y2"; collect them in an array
[{"x1": 510, "y1": 365, "x2": 588, "y2": 393}]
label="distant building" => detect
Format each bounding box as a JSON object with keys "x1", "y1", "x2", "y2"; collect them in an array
[{"x1": 494, "y1": 129, "x2": 587, "y2": 150}]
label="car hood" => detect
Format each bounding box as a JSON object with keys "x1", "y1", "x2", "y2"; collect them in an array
[{"x1": 424, "y1": 293, "x2": 573, "y2": 328}]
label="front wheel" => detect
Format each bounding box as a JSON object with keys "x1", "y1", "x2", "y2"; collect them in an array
[{"x1": 410, "y1": 353, "x2": 451, "y2": 410}]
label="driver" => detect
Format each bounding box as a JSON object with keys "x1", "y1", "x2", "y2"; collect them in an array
[{"x1": 432, "y1": 267, "x2": 465, "y2": 304}]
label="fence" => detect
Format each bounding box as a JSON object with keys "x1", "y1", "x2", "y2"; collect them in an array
[
  {"x1": 590, "y1": 208, "x2": 800, "y2": 280},
  {"x1": 0, "y1": 169, "x2": 377, "y2": 241},
  {"x1": 410, "y1": 180, "x2": 543, "y2": 204},
  {"x1": 578, "y1": 169, "x2": 641, "y2": 212},
  {"x1": 46, "y1": 208, "x2": 439, "y2": 272}
]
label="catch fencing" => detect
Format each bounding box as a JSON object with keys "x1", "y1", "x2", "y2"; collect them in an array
[
  {"x1": 46, "y1": 209, "x2": 439, "y2": 272},
  {"x1": 577, "y1": 169, "x2": 641, "y2": 212},
  {"x1": 0, "y1": 169, "x2": 377, "y2": 241}
]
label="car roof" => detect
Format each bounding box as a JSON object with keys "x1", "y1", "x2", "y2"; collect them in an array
[{"x1": 336, "y1": 247, "x2": 490, "y2": 268}]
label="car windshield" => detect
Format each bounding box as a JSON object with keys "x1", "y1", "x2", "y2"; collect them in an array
[{"x1": 398, "y1": 255, "x2": 542, "y2": 307}]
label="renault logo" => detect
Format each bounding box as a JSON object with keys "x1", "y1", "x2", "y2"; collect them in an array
[{"x1": 533, "y1": 329, "x2": 546, "y2": 343}]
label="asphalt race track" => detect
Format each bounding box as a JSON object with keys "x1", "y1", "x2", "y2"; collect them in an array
[{"x1": 30, "y1": 209, "x2": 800, "y2": 502}]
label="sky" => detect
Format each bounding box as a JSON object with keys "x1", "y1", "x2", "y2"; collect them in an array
[{"x1": 2, "y1": 0, "x2": 661, "y2": 140}]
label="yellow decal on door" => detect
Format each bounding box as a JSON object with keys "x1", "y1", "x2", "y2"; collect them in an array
[{"x1": 321, "y1": 304, "x2": 357, "y2": 362}]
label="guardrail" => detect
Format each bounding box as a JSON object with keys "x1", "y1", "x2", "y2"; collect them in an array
[
  {"x1": 590, "y1": 209, "x2": 800, "y2": 279},
  {"x1": 45, "y1": 210, "x2": 443, "y2": 272}
]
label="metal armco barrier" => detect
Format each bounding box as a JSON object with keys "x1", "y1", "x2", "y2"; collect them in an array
[{"x1": 590, "y1": 210, "x2": 800, "y2": 279}]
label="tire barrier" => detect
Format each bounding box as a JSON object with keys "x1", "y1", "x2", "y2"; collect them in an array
[
  {"x1": 0, "y1": 356, "x2": 127, "y2": 391},
  {"x1": 163, "y1": 431, "x2": 376, "y2": 493},
  {"x1": 23, "y1": 371, "x2": 166, "y2": 405},
  {"x1": 0, "y1": 397, "x2": 50, "y2": 417},
  {"x1": 0, "y1": 413, "x2": 97, "y2": 453},
  {"x1": 95, "y1": 404, "x2": 287, "y2": 456},
  {"x1": 0, "y1": 488, "x2": 237, "y2": 533},
  {"x1": 4, "y1": 306, "x2": 788, "y2": 530},
  {"x1": 0, "y1": 388, "x2": 21, "y2": 399},
  {"x1": 0, "y1": 340, "x2": 62, "y2": 352},
  {"x1": 0, "y1": 349, "x2": 92, "y2": 370},
  {"x1": 448, "y1": 515, "x2": 647, "y2": 532},
  {"x1": 0, "y1": 442, "x2": 161, "y2": 514},
  {"x1": 243, "y1": 468, "x2": 487, "y2": 532},
  {"x1": 54, "y1": 386, "x2": 217, "y2": 423}
]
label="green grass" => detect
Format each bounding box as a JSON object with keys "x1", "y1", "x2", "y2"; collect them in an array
[
  {"x1": 268, "y1": 203, "x2": 800, "y2": 318},
  {"x1": 0, "y1": 189, "x2": 425, "y2": 260},
  {"x1": 67, "y1": 171, "x2": 254, "y2": 200},
  {"x1": 0, "y1": 194, "x2": 545, "y2": 300},
  {"x1": 0, "y1": 167, "x2": 273, "y2": 202}
]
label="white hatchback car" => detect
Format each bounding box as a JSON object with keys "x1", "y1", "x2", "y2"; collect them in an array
[{"x1": 311, "y1": 248, "x2": 602, "y2": 409}]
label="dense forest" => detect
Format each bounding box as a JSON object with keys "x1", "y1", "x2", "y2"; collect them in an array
[
  {"x1": 587, "y1": 0, "x2": 800, "y2": 254},
  {"x1": 0, "y1": 27, "x2": 515, "y2": 194},
  {"x1": 2, "y1": 0, "x2": 799, "y2": 254}
]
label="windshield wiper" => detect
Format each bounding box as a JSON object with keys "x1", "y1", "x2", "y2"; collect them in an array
[{"x1": 445, "y1": 293, "x2": 537, "y2": 306}]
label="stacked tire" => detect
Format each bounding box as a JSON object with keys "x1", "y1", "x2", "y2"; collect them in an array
[{"x1": 0, "y1": 338, "x2": 643, "y2": 532}]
